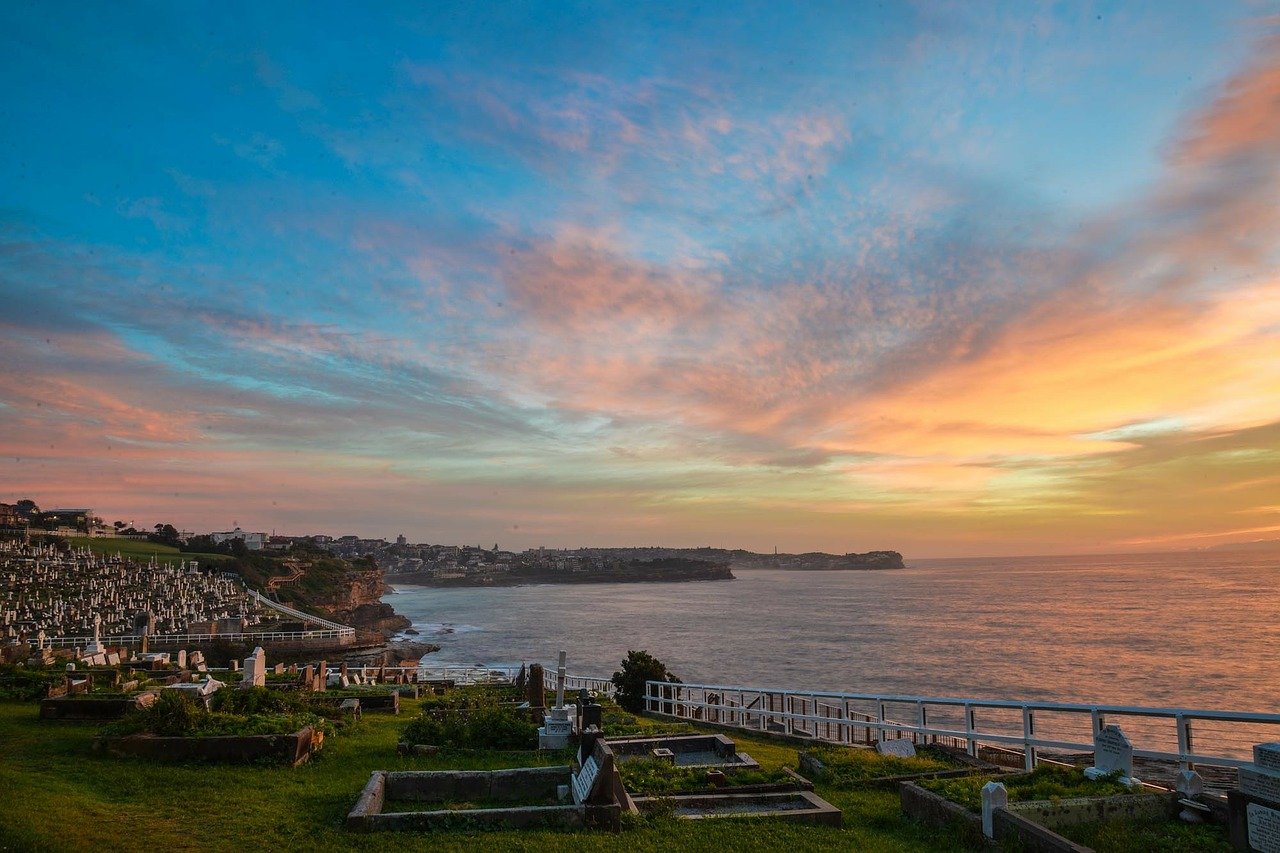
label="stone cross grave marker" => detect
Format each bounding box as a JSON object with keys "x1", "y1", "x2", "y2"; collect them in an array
[{"x1": 877, "y1": 738, "x2": 917, "y2": 758}]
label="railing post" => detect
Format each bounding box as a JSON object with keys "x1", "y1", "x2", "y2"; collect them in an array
[
  {"x1": 1091, "y1": 708, "x2": 1105, "y2": 736},
  {"x1": 1177, "y1": 715, "x2": 1193, "y2": 771},
  {"x1": 965, "y1": 704, "x2": 977, "y2": 757},
  {"x1": 916, "y1": 701, "x2": 927, "y2": 745},
  {"x1": 878, "y1": 701, "x2": 888, "y2": 743},
  {"x1": 1022, "y1": 707, "x2": 1036, "y2": 771}
]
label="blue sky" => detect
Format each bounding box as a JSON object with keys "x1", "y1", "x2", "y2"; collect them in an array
[{"x1": 3, "y1": 3, "x2": 1279, "y2": 556}]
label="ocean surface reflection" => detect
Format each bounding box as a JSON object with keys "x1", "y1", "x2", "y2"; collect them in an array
[{"x1": 385, "y1": 551, "x2": 1278, "y2": 713}]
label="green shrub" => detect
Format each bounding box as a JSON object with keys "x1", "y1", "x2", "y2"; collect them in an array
[
  {"x1": 619, "y1": 759, "x2": 794, "y2": 795},
  {"x1": 919, "y1": 765, "x2": 1142, "y2": 813},
  {"x1": 611, "y1": 651, "x2": 679, "y2": 713},
  {"x1": 401, "y1": 702, "x2": 537, "y2": 750},
  {"x1": 101, "y1": 688, "x2": 330, "y2": 739},
  {"x1": 0, "y1": 665, "x2": 64, "y2": 701}
]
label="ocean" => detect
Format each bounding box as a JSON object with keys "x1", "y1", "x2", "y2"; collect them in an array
[{"x1": 384, "y1": 551, "x2": 1278, "y2": 714}]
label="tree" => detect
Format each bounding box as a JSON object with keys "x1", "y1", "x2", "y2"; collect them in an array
[{"x1": 611, "y1": 650, "x2": 680, "y2": 713}]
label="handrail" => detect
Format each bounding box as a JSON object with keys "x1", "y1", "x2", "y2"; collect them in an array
[
  {"x1": 643, "y1": 679, "x2": 1280, "y2": 770},
  {"x1": 247, "y1": 590, "x2": 353, "y2": 633}
]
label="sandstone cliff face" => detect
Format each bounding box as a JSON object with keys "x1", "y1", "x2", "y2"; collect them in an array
[{"x1": 297, "y1": 562, "x2": 411, "y2": 638}]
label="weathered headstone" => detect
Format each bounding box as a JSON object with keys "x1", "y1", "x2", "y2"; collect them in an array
[
  {"x1": 1084, "y1": 724, "x2": 1137, "y2": 783},
  {"x1": 176, "y1": 650, "x2": 187, "y2": 669},
  {"x1": 1248, "y1": 803, "x2": 1280, "y2": 853},
  {"x1": 1229, "y1": 742, "x2": 1280, "y2": 852},
  {"x1": 981, "y1": 781, "x2": 1008, "y2": 839},
  {"x1": 571, "y1": 755, "x2": 600, "y2": 805},
  {"x1": 241, "y1": 646, "x2": 266, "y2": 687},
  {"x1": 538, "y1": 651, "x2": 573, "y2": 749},
  {"x1": 877, "y1": 738, "x2": 917, "y2": 758}
]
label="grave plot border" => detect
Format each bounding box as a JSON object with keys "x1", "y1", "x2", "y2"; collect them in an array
[{"x1": 93, "y1": 725, "x2": 321, "y2": 766}]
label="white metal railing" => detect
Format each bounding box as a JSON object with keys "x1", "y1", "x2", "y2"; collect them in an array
[
  {"x1": 34, "y1": 629, "x2": 355, "y2": 648},
  {"x1": 248, "y1": 590, "x2": 354, "y2": 634},
  {"x1": 541, "y1": 669, "x2": 617, "y2": 697},
  {"x1": 644, "y1": 680, "x2": 1280, "y2": 770}
]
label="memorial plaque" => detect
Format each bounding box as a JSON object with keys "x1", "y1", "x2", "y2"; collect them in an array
[
  {"x1": 877, "y1": 738, "x2": 917, "y2": 758},
  {"x1": 572, "y1": 755, "x2": 599, "y2": 805},
  {"x1": 1247, "y1": 802, "x2": 1280, "y2": 853},
  {"x1": 1257, "y1": 743, "x2": 1280, "y2": 775},
  {"x1": 1242, "y1": 767, "x2": 1280, "y2": 807}
]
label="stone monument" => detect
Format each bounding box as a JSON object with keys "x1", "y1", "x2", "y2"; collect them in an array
[
  {"x1": 1229, "y1": 741, "x2": 1280, "y2": 852},
  {"x1": 538, "y1": 651, "x2": 574, "y2": 750},
  {"x1": 241, "y1": 646, "x2": 266, "y2": 688},
  {"x1": 981, "y1": 780, "x2": 1008, "y2": 839},
  {"x1": 86, "y1": 615, "x2": 106, "y2": 655},
  {"x1": 1084, "y1": 724, "x2": 1139, "y2": 785},
  {"x1": 877, "y1": 738, "x2": 917, "y2": 758}
]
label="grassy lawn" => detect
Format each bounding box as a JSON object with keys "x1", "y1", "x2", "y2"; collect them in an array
[
  {"x1": 0, "y1": 698, "x2": 983, "y2": 852},
  {"x1": 66, "y1": 536, "x2": 231, "y2": 568},
  {"x1": 1056, "y1": 816, "x2": 1231, "y2": 852}
]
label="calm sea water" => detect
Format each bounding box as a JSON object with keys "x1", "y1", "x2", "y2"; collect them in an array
[{"x1": 384, "y1": 552, "x2": 1279, "y2": 714}]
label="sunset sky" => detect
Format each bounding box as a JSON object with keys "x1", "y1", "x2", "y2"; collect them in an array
[{"x1": 2, "y1": 3, "x2": 1279, "y2": 557}]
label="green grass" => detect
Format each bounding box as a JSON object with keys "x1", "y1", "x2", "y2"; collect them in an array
[
  {"x1": 0, "y1": 698, "x2": 985, "y2": 852},
  {"x1": 919, "y1": 765, "x2": 1147, "y2": 813},
  {"x1": 66, "y1": 536, "x2": 231, "y2": 568},
  {"x1": 618, "y1": 758, "x2": 795, "y2": 795},
  {"x1": 803, "y1": 744, "x2": 959, "y2": 786},
  {"x1": 1056, "y1": 816, "x2": 1231, "y2": 852}
]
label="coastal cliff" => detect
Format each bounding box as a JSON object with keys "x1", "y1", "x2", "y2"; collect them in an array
[
  {"x1": 391, "y1": 557, "x2": 734, "y2": 588},
  {"x1": 300, "y1": 561, "x2": 412, "y2": 637},
  {"x1": 215, "y1": 548, "x2": 411, "y2": 638}
]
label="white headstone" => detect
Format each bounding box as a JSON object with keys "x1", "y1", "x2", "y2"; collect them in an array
[
  {"x1": 572, "y1": 755, "x2": 600, "y2": 805},
  {"x1": 877, "y1": 738, "x2": 917, "y2": 758},
  {"x1": 981, "y1": 781, "x2": 1008, "y2": 839},
  {"x1": 1243, "y1": 768, "x2": 1280, "y2": 806},
  {"x1": 1247, "y1": 802, "x2": 1280, "y2": 853},
  {"x1": 1175, "y1": 769, "x2": 1204, "y2": 799},
  {"x1": 555, "y1": 650, "x2": 567, "y2": 709},
  {"x1": 176, "y1": 650, "x2": 187, "y2": 669},
  {"x1": 1257, "y1": 743, "x2": 1280, "y2": 775},
  {"x1": 1087, "y1": 724, "x2": 1133, "y2": 778}
]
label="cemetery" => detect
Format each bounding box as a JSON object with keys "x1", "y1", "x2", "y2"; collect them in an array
[
  {"x1": 1, "y1": 540, "x2": 271, "y2": 642},
  {"x1": 0, "y1": 647, "x2": 1274, "y2": 851},
  {"x1": 900, "y1": 723, "x2": 1239, "y2": 851},
  {"x1": 798, "y1": 739, "x2": 999, "y2": 789},
  {"x1": 606, "y1": 732, "x2": 759, "y2": 768}
]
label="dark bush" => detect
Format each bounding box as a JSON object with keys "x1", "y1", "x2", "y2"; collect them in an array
[{"x1": 611, "y1": 650, "x2": 679, "y2": 713}]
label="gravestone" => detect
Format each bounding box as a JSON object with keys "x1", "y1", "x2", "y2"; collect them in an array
[
  {"x1": 176, "y1": 650, "x2": 187, "y2": 669},
  {"x1": 538, "y1": 651, "x2": 573, "y2": 749},
  {"x1": 1084, "y1": 724, "x2": 1138, "y2": 784},
  {"x1": 581, "y1": 696, "x2": 603, "y2": 732},
  {"x1": 877, "y1": 738, "x2": 917, "y2": 758},
  {"x1": 571, "y1": 755, "x2": 600, "y2": 805},
  {"x1": 241, "y1": 647, "x2": 266, "y2": 688},
  {"x1": 981, "y1": 781, "x2": 1008, "y2": 839},
  {"x1": 1229, "y1": 742, "x2": 1280, "y2": 852},
  {"x1": 527, "y1": 663, "x2": 545, "y2": 722},
  {"x1": 87, "y1": 615, "x2": 106, "y2": 655}
]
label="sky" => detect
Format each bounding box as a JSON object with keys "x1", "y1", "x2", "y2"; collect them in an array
[{"x1": 2, "y1": 2, "x2": 1279, "y2": 558}]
